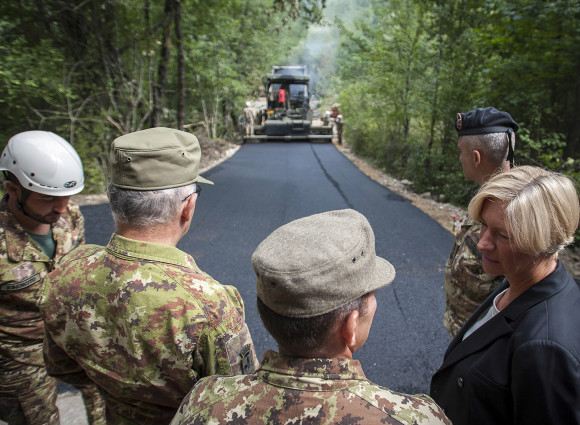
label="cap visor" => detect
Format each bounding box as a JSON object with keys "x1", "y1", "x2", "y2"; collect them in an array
[
  {"x1": 371, "y1": 257, "x2": 396, "y2": 291},
  {"x1": 195, "y1": 175, "x2": 214, "y2": 185}
]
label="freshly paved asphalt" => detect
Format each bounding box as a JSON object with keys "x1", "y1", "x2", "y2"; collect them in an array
[{"x1": 80, "y1": 142, "x2": 454, "y2": 394}]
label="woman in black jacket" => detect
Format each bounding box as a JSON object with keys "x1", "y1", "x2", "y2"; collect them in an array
[{"x1": 430, "y1": 165, "x2": 580, "y2": 425}]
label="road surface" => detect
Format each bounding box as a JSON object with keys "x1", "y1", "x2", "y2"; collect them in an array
[{"x1": 38, "y1": 142, "x2": 455, "y2": 423}]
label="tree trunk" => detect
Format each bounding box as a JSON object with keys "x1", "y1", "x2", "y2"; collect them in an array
[
  {"x1": 145, "y1": 0, "x2": 155, "y2": 123},
  {"x1": 152, "y1": 0, "x2": 173, "y2": 127},
  {"x1": 195, "y1": 71, "x2": 210, "y2": 138},
  {"x1": 173, "y1": 0, "x2": 185, "y2": 130},
  {"x1": 428, "y1": 4, "x2": 444, "y2": 154},
  {"x1": 213, "y1": 90, "x2": 219, "y2": 138}
]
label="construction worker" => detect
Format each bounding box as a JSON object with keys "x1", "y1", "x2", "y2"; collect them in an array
[
  {"x1": 40, "y1": 127, "x2": 258, "y2": 425},
  {"x1": 331, "y1": 103, "x2": 344, "y2": 144},
  {"x1": 242, "y1": 102, "x2": 256, "y2": 137},
  {"x1": 323, "y1": 110, "x2": 331, "y2": 126},
  {"x1": 443, "y1": 107, "x2": 519, "y2": 339},
  {"x1": 0, "y1": 131, "x2": 105, "y2": 425},
  {"x1": 171, "y1": 209, "x2": 451, "y2": 425}
]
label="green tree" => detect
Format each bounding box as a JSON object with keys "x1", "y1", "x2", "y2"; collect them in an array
[
  {"x1": 0, "y1": 0, "x2": 326, "y2": 191},
  {"x1": 474, "y1": 0, "x2": 580, "y2": 158},
  {"x1": 329, "y1": 0, "x2": 580, "y2": 207}
]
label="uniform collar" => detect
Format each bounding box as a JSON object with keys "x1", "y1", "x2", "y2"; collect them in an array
[
  {"x1": 257, "y1": 350, "x2": 368, "y2": 391},
  {"x1": 106, "y1": 233, "x2": 196, "y2": 269},
  {"x1": 461, "y1": 215, "x2": 476, "y2": 227},
  {"x1": 0, "y1": 196, "x2": 50, "y2": 262}
]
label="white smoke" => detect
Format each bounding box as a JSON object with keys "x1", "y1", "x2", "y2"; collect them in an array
[{"x1": 290, "y1": 0, "x2": 367, "y2": 95}]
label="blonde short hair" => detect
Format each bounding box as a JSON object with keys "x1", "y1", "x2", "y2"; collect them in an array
[{"x1": 468, "y1": 166, "x2": 580, "y2": 257}]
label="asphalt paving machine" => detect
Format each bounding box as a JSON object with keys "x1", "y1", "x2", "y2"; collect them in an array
[{"x1": 244, "y1": 65, "x2": 333, "y2": 142}]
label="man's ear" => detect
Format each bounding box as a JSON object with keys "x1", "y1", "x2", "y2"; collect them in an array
[
  {"x1": 4, "y1": 181, "x2": 20, "y2": 198},
  {"x1": 181, "y1": 193, "x2": 197, "y2": 223},
  {"x1": 472, "y1": 149, "x2": 482, "y2": 168},
  {"x1": 341, "y1": 309, "x2": 359, "y2": 351}
]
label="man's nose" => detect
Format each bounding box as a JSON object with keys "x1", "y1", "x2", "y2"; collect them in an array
[{"x1": 53, "y1": 197, "x2": 70, "y2": 213}]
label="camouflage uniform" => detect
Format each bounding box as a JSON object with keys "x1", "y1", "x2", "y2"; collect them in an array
[
  {"x1": 171, "y1": 350, "x2": 451, "y2": 425},
  {"x1": 0, "y1": 195, "x2": 105, "y2": 425},
  {"x1": 443, "y1": 216, "x2": 504, "y2": 339},
  {"x1": 41, "y1": 233, "x2": 258, "y2": 425},
  {"x1": 334, "y1": 115, "x2": 344, "y2": 144}
]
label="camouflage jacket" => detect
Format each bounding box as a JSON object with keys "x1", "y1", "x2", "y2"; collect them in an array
[
  {"x1": 443, "y1": 216, "x2": 504, "y2": 339},
  {"x1": 40, "y1": 233, "x2": 257, "y2": 425},
  {"x1": 171, "y1": 350, "x2": 451, "y2": 425},
  {"x1": 0, "y1": 196, "x2": 84, "y2": 369}
]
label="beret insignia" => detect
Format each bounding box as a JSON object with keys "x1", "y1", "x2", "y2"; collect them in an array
[{"x1": 456, "y1": 113, "x2": 463, "y2": 130}]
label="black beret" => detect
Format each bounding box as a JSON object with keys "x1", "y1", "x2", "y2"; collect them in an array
[{"x1": 455, "y1": 107, "x2": 519, "y2": 136}]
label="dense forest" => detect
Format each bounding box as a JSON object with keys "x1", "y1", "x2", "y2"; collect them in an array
[
  {"x1": 330, "y1": 0, "x2": 580, "y2": 208},
  {"x1": 0, "y1": 0, "x2": 326, "y2": 190},
  {"x1": 2, "y1": 0, "x2": 580, "y2": 214}
]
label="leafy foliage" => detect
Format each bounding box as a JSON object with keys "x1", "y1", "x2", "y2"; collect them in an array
[
  {"x1": 0, "y1": 0, "x2": 323, "y2": 192},
  {"x1": 332, "y1": 0, "x2": 580, "y2": 203}
]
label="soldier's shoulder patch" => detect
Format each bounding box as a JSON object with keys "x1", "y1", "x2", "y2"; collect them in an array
[
  {"x1": 219, "y1": 324, "x2": 257, "y2": 376},
  {"x1": 240, "y1": 344, "x2": 256, "y2": 374}
]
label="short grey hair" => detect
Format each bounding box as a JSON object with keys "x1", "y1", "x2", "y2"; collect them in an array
[
  {"x1": 462, "y1": 132, "x2": 511, "y2": 167},
  {"x1": 108, "y1": 183, "x2": 196, "y2": 228}
]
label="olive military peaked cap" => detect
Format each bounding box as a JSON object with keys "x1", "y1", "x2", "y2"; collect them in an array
[
  {"x1": 252, "y1": 209, "x2": 396, "y2": 318},
  {"x1": 455, "y1": 107, "x2": 519, "y2": 136},
  {"x1": 110, "y1": 127, "x2": 213, "y2": 190}
]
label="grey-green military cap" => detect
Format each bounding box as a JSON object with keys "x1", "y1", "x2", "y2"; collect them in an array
[
  {"x1": 252, "y1": 209, "x2": 396, "y2": 318},
  {"x1": 109, "y1": 127, "x2": 213, "y2": 190}
]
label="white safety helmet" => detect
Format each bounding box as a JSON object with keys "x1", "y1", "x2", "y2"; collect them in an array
[{"x1": 0, "y1": 131, "x2": 84, "y2": 196}]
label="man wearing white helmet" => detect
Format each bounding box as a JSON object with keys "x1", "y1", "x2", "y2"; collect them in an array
[{"x1": 0, "y1": 131, "x2": 105, "y2": 425}]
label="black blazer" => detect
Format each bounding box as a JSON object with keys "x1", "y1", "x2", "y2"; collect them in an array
[{"x1": 430, "y1": 261, "x2": 580, "y2": 425}]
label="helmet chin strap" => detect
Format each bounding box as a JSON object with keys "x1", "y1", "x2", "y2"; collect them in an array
[
  {"x1": 4, "y1": 171, "x2": 36, "y2": 220},
  {"x1": 15, "y1": 188, "x2": 41, "y2": 223}
]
